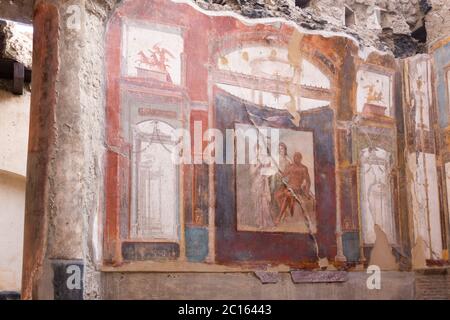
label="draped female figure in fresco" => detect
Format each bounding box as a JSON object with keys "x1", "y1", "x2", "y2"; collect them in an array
[
  {"x1": 250, "y1": 144, "x2": 276, "y2": 229},
  {"x1": 270, "y1": 142, "x2": 292, "y2": 198}
]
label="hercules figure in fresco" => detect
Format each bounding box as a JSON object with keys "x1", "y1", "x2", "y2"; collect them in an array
[
  {"x1": 270, "y1": 142, "x2": 292, "y2": 197},
  {"x1": 275, "y1": 152, "x2": 312, "y2": 225}
]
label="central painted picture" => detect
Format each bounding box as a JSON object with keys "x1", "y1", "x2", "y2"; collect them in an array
[{"x1": 236, "y1": 123, "x2": 316, "y2": 234}]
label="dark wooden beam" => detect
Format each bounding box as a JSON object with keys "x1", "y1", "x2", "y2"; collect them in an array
[{"x1": 12, "y1": 62, "x2": 24, "y2": 95}]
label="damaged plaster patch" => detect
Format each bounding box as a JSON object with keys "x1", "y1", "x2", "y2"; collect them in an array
[
  {"x1": 291, "y1": 270, "x2": 349, "y2": 283},
  {"x1": 412, "y1": 236, "x2": 427, "y2": 269},
  {"x1": 369, "y1": 224, "x2": 399, "y2": 271},
  {"x1": 254, "y1": 271, "x2": 281, "y2": 283},
  {"x1": 0, "y1": 20, "x2": 33, "y2": 69},
  {"x1": 181, "y1": 1, "x2": 394, "y2": 76}
]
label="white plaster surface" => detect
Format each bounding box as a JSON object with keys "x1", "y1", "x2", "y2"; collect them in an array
[
  {"x1": 0, "y1": 88, "x2": 29, "y2": 292},
  {"x1": 0, "y1": 171, "x2": 25, "y2": 291},
  {"x1": 0, "y1": 89, "x2": 30, "y2": 176}
]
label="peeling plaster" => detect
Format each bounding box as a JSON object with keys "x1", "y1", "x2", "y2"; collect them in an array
[{"x1": 369, "y1": 224, "x2": 399, "y2": 271}]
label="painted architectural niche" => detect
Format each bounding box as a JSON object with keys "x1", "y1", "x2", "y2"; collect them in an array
[
  {"x1": 217, "y1": 46, "x2": 331, "y2": 114},
  {"x1": 359, "y1": 147, "x2": 396, "y2": 245},
  {"x1": 355, "y1": 64, "x2": 397, "y2": 250},
  {"x1": 113, "y1": 15, "x2": 187, "y2": 261},
  {"x1": 131, "y1": 120, "x2": 179, "y2": 241},
  {"x1": 356, "y1": 66, "x2": 393, "y2": 118},
  {"x1": 125, "y1": 21, "x2": 184, "y2": 243}
]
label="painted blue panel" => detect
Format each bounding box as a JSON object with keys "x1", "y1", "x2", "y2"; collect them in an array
[
  {"x1": 433, "y1": 42, "x2": 450, "y2": 128},
  {"x1": 342, "y1": 232, "x2": 360, "y2": 262},
  {"x1": 185, "y1": 226, "x2": 209, "y2": 262}
]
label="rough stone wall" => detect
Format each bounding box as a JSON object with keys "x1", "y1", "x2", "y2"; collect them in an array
[
  {"x1": 0, "y1": 20, "x2": 33, "y2": 69},
  {"x1": 425, "y1": 0, "x2": 450, "y2": 45},
  {"x1": 80, "y1": 0, "x2": 117, "y2": 300},
  {"x1": 194, "y1": 0, "x2": 440, "y2": 57}
]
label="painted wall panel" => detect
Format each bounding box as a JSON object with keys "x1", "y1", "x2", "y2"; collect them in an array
[
  {"x1": 408, "y1": 152, "x2": 442, "y2": 260},
  {"x1": 432, "y1": 42, "x2": 450, "y2": 128}
]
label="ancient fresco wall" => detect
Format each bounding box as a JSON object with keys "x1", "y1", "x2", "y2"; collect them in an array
[
  {"x1": 431, "y1": 38, "x2": 450, "y2": 262},
  {"x1": 403, "y1": 54, "x2": 443, "y2": 262},
  {"x1": 10, "y1": 0, "x2": 449, "y2": 301},
  {"x1": 399, "y1": 43, "x2": 450, "y2": 264},
  {"x1": 103, "y1": 0, "x2": 449, "y2": 273}
]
